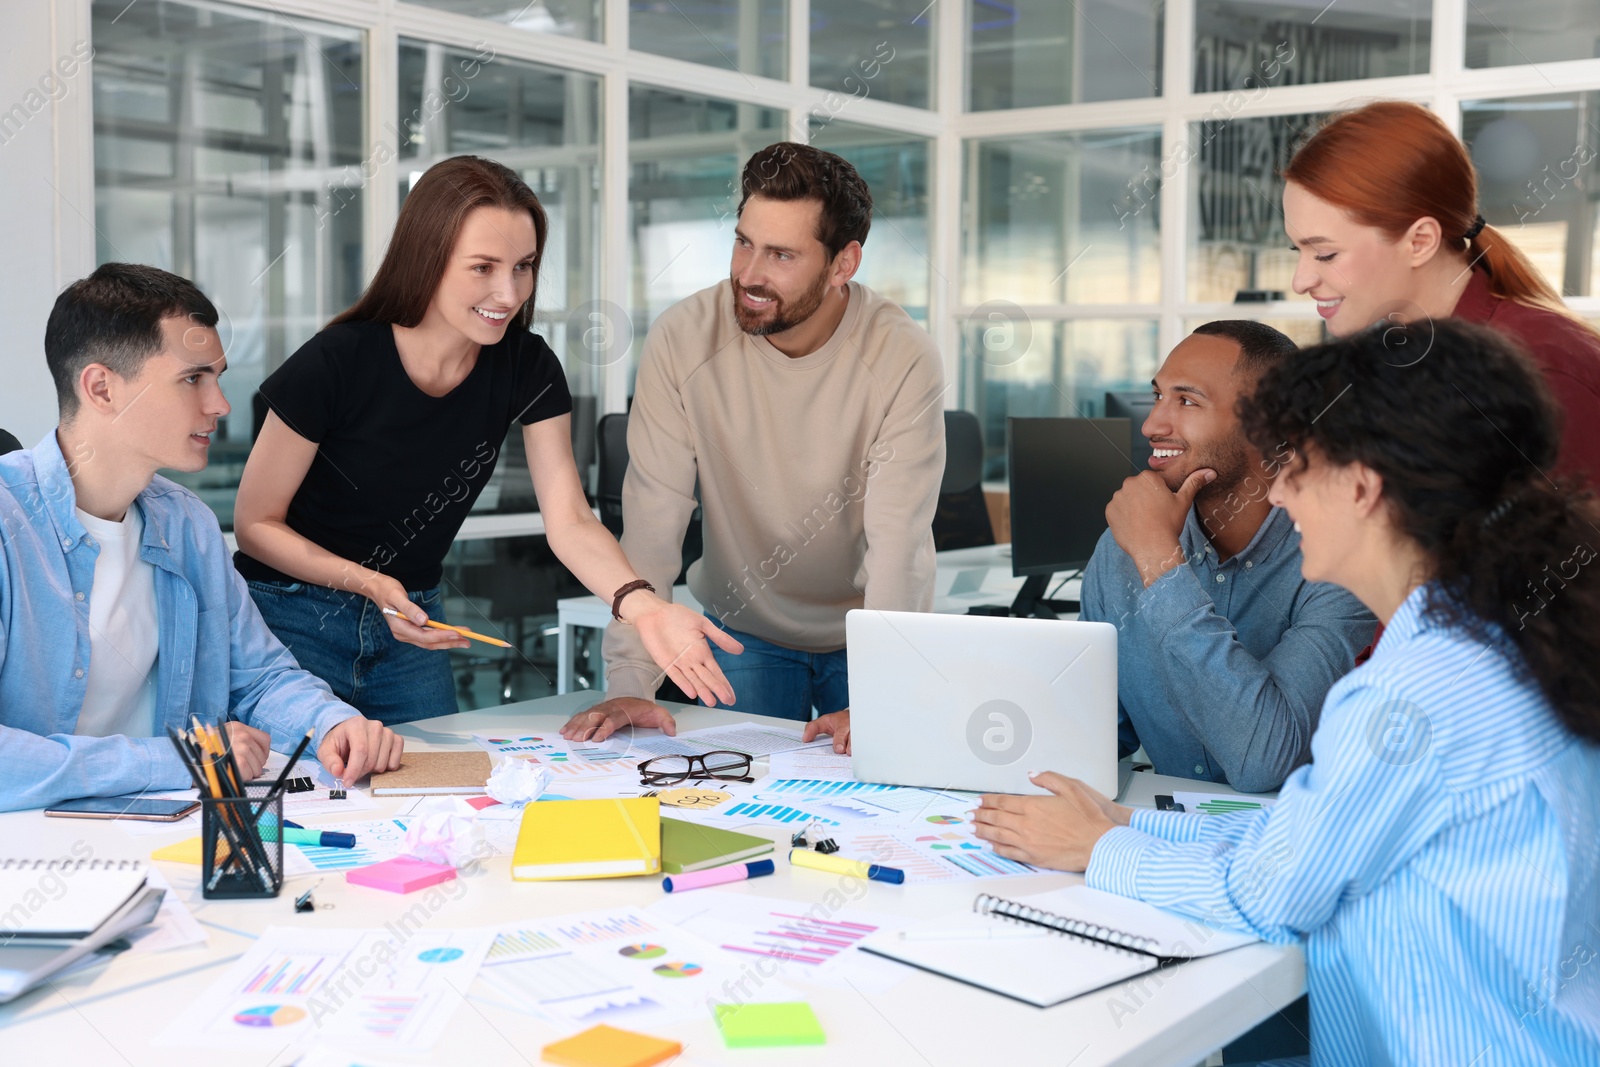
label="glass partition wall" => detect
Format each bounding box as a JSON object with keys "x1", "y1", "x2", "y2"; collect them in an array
[{"x1": 85, "y1": 0, "x2": 1600, "y2": 702}]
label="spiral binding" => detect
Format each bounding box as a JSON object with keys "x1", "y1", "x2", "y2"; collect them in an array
[
  {"x1": 974, "y1": 892, "x2": 1160, "y2": 957},
  {"x1": 0, "y1": 858, "x2": 144, "y2": 871}
]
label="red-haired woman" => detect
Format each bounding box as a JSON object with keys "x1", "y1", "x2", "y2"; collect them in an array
[
  {"x1": 1282, "y1": 99, "x2": 1600, "y2": 488},
  {"x1": 233, "y1": 156, "x2": 740, "y2": 726}
]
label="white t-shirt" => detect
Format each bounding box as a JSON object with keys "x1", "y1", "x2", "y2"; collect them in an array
[{"x1": 72, "y1": 504, "x2": 160, "y2": 738}]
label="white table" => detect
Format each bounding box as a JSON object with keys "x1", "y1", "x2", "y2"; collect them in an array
[
  {"x1": 556, "y1": 544, "x2": 1082, "y2": 693},
  {"x1": 0, "y1": 693, "x2": 1302, "y2": 1066}
]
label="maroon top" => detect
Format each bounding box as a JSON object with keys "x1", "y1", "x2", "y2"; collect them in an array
[{"x1": 1452, "y1": 267, "x2": 1600, "y2": 488}]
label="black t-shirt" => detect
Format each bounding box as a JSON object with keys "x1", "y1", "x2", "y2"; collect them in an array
[{"x1": 234, "y1": 320, "x2": 572, "y2": 591}]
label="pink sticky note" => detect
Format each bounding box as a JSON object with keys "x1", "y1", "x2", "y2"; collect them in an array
[
  {"x1": 345, "y1": 856, "x2": 457, "y2": 894},
  {"x1": 465, "y1": 796, "x2": 501, "y2": 810}
]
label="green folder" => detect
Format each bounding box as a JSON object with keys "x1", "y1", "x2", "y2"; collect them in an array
[
  {"x1": 714, "y1": 1002, "x2": 826, "y2": 1048},
  {"x1": 660, "y1": 818, "x2": 774, "y2": 875}
]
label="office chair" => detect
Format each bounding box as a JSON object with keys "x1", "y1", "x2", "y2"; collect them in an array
[
  {"x1": 596, "y1": 412, "x2": 630, "y2": 539},
  {"x1": 587, "y1": 412, "x2": 704, "y2": 701},
  {"x1": 446, "y1": 534, "x2": 585, "y2": 705},
  {"x1": 932, "y1": 409, "x2": 995, "y2": 551},
  {"x1": 595, "y1": 413, "x2": 703, "y2": 580},
  {"x1": 0, "y1": 429, "x2": 23, "y2": 456}
]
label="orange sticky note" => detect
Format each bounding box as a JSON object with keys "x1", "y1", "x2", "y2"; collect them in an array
[{"x1": 541, "y1": 1024, "x2": 682, "y2": 1067}]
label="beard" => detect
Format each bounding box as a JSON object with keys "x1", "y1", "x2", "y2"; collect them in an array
[
  {"x1": 732, "y1": 267, "x2": 830, "y2": 336},
  {"x1": 1159, "y1": 436, "x2": 1256, "y2": 501}
]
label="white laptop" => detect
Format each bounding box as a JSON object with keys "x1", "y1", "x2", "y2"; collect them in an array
[{"x1": 846, "y1": 610, "x2": 1119, "y2": 796}]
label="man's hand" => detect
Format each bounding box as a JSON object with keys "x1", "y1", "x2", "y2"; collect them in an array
[
  {"x1": 224, "y1": 721, "x2": 272, "y2": 780},
  {"x1": 560, "y1": 697, "x2": 677, "y2": 744},
  {"x1": 1106, "y1": 468, "x2": 1215, "y2": 586},
  {"x1": 627, "y1": 598, "x2": 743, "y2": 707},
  {"x1": 316, "y1": 717, "x2": 404, "y2": 782},
  {"x1": 971, "y1": 771, "x2": 1131, "y2": 872},
  {"x1": 802, "y1": 710, "x2": 852, "y2": 754}
]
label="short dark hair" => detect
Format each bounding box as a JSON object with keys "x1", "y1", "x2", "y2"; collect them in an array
[
  {"x1": 738, "y1": 142, "x2": 873, "y2": 258},
  {"x1": 1191, "y1": 319, "x2": 1298, "y2": 378},
  {"x1": 45, "y1": 263, "x2": 219, "y2": 418},
  {"x1": 1238, "y1": 318, "x2": 1600, "y2": 744}
]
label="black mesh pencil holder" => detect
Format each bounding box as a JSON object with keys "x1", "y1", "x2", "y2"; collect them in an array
[{"x1": 202, "y1": 785, "x2": 283, "y2": 899}]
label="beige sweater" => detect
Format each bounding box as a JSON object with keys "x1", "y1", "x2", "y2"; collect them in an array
[{"x1": 603, "y1": 279, "x2": 946, "y2": 701}]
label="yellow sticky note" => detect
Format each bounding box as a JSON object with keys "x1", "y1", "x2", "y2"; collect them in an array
[
  {"x1": 151, "y1": 837, "x2": 211, "y2": 865},
  {"x1": 541, "y1": 1024, "x2": 682, "y2": 1067},
  {"x1": 654, "y1": 788, "x2": 732, "y2": 810}
]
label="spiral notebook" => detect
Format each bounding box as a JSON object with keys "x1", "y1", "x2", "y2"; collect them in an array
[
  {"x1": 0, "y1": 858, "x2": 149, "y2": 940},
  {"x1": 858, "y1": 885, "x2": 1259, "y2": 1008},
  {"x1": 0, "y1": 858, "x2": 163, "y2": 1003}
]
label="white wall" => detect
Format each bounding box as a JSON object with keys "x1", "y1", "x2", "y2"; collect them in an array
[{"x1": 0, "y1": 0, "x2": 95, "y2": 447}]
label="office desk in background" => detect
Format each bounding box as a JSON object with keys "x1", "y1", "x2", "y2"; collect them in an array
[
  {"x1": 555, "y1": 543, "x2": 1082, "y2": 693},
  {"x1": 0, "y1": 693, "x2": 1301, "y2": 1067}
]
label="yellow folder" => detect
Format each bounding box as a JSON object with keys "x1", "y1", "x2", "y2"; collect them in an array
[{"x1": 512, "y1": 798, "x2": 660, "y2": 881}]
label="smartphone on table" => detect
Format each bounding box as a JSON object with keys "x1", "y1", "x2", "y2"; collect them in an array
[{"x1": 43, "y1": 796, "x2": 200, "y2": 822}]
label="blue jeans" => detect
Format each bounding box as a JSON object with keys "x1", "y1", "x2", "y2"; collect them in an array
[
  {"x1": 706, "y1": 615, "x2": 848, "y2": 722},
  {"x1": 246, "y1": 579, "x2": 459, "y2": 727}
]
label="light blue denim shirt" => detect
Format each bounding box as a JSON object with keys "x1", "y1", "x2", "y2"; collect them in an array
[
  {"x1": 0, "y1": 433, "x2": 358, "y2": 812},
  {"x1": 1079, "y1": 505, "x2": 1376, "y2": 792}
]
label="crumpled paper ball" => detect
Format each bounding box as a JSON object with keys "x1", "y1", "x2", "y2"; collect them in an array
[
  {"x1": 400, "y1": 798, "x2": 488, "y2": 868},
  {"x1": 485, "y1": 756, "x2": 551, "y2": 806}
]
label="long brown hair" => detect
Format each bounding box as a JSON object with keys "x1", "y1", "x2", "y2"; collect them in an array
[
  {"x1": 1285, "y1": 101, "x2": 1595, "y2": 332},
  {"x1": 330, "y1": 156, "x2": 548, "y2": 331}
]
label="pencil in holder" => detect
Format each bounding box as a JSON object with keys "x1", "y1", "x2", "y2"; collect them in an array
[{"x1": 201, "y1": 784, "x2": 283, "y2": 899}]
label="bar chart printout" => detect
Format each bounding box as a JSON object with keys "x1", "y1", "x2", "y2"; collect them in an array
[
  {"x1": 720, "y1": 801, "x2": 843, "y2": 825},
  {"x1": 477, "y1": 909, "x2": 750, "y2": 1028},
  {"x1": 1170, "y1": 791, "x2": 1277, "y2": 817},
  {"x1": 555, "y1": 912, "x2": 658, "y2": 946},
  {"x1": 242, "y1": 952, "x2": 328, "y2": 996},
  {"x1": 162, "y1": 928, "x2": 492, "y2": 1051},
  {"x1": 719, "y1": 910, "x2": 880, "y2": 966},
  {"x1": 488, "y1": 928, "x2": 563, "y2": 962}
]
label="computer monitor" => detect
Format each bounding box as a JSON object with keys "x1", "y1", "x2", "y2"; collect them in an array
[
  {"x1": 1104, "y1": 390, "x2": 1156, "y2": 475},
  {"x1": 1006, "y1": 417, "x2": 1132, "y2": 617}
]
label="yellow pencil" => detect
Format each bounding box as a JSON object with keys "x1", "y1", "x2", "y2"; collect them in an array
[{"x1": 381, "y1": 607, "x2": 512, "y2": 648}]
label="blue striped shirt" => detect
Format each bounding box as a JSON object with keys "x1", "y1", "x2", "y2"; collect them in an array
[{"x1": 1087, "y1": 583, "x2": 1600, "y2": 1066}]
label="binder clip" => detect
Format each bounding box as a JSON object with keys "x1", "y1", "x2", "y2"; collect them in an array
[
  {"x1": 329, "y1": 778, "x2": 347, "y2": 801},
  {"x1": 813, "y1": 838, "x2": 839, "y2": 854}
]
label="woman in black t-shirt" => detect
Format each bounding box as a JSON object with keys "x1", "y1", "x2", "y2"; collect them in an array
[{"x1": 233, "y1": 156, "x2": 742, "y2": 726}]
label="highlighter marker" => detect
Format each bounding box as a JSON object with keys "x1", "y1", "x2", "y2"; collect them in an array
[
  {"x1": 662, "y1": 858, "x2": 775, "y2": 893},
  {"x1": 262, "y1": 817, "x2": 356, "y2": 849},
  {"x1": 788, "y1": 848, "x2": 905, "y2": 884}
]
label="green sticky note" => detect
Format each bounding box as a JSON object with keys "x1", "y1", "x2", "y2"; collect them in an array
[{"x1": 713, "y1": 1001, "x2": 826, "y2": 1048}]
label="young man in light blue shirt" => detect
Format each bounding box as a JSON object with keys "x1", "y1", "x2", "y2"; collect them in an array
[
  {"x1": 0, "y1": 263, "x2": 404, "y2": 812},
  {"x1": 1078, "y1": 321, "x2": 1374, "y2": 792}
]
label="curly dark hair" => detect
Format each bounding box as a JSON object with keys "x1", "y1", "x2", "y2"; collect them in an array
[{"x1": 1238, "y1": 317, "x2": 1600, "y2": 742}]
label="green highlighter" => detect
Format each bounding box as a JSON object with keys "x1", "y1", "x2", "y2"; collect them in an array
[{"x1": 714, "y1": 1002, "x2": 826, "y2": 1048}]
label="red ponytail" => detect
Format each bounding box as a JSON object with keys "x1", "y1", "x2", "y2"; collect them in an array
[{"x1": 1285, "y1": 101, "x2": 1593, "y2": 329}]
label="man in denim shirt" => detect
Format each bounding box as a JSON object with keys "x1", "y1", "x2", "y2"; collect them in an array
[
  {"x1": 0, "y1": 264, "x2": 404, "y2": 812},
  {"x1": 1079, "y1": 321, "x2": 1374, "y2": 792}
]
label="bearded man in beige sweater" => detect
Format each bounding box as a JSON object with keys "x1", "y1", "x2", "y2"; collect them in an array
[{"x1": 560, "y1": 142, "x2": 946, "y2": 743}]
